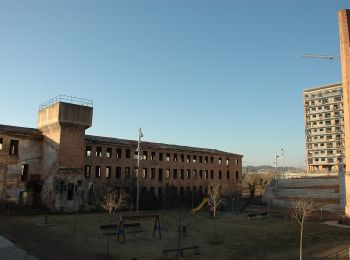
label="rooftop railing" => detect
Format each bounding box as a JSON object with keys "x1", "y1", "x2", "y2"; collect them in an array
[{"x1": 39, "y1": 95, "x2": 93, "y2": 110}]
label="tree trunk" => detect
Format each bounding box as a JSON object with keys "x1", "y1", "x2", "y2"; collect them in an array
[{"x1": 300, "y1": 221, "x2": 304, "y2": 260}]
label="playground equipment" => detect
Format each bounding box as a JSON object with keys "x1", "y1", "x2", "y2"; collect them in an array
[
  {"x1": 191, "y1": 198, "x2": 209, "y2": 213},
  {"x1": 118, "y1": 214, "x2": 162, "y2": 243}
]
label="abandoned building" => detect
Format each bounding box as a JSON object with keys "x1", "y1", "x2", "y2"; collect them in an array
[
  {"x1": 0, "y1": 96, "x2": 243, "y2": 211},
  {"x1": 304, "y1": 83, "x2": 345, "y2": 173}
]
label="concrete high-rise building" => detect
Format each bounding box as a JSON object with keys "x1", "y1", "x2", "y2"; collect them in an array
[{"x1": 304, "y1": 83, "x2": 345, "y2": 173}]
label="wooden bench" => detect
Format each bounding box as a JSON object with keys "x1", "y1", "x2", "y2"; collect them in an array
[
  {"x1": 162, "y1": 245, "x2": 200, "y2": 259},
  {"x1": 260, "y1": 212, "x2": 269, "y2": 218},
  {"x1": 248, "y1": 213, "x2": 258, "y2": 220},
  {"x1": 100, "y1": 224, "x2": 119, "y2": 236}
]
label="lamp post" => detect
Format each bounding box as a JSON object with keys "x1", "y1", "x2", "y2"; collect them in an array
[
  {"x1": 274, "y1": 155, "x2": 279, "y2": 192},
  {"x1": 136, "y1": 128, "x2": 143, "y2": 214},
  {"x1": 281, "y1": 149, "x2": 285, "y2": 179}
]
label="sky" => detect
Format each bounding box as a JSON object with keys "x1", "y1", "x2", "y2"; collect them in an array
[{"x1": 0, "y1": 0, "x2": 349, "y2": 168}]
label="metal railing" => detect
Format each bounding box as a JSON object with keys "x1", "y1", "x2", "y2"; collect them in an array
[
  {"x1": 322, "y1": 246, "x2": 350, "y2": 259},
  {"x1": 39, "y1": 95, "x2": 93, "y2": 110}
]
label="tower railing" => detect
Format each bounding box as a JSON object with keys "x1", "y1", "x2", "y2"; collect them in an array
[{"x1": 39, "y1": 95, "x2": 93, "y2": 110}]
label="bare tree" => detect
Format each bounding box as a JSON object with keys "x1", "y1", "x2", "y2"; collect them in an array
[
  {"x1": 101, "y1": 189, "x2": 129, "y2": 257},
  {"x1": 208, "y1": 185, "x2": 222, "y2": 217},
  {"x1": 242, "y1": 173, "x2": 274, "y2": 198},
  {"x1": 290, "y1": 197, "x2": 314, "y2": 260}
]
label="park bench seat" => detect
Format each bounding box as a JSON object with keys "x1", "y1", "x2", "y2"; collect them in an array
[
  {"x1": 248, "y1": 213, "x2": 258, "y2": 220},
  {"x1": 100, "y1": 224, "x2": 119, "y2": 236},
  {"x1": 162, "y1": 245, "x2": 200, "y2": 259}
]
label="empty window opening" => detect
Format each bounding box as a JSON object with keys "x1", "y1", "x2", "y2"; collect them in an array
[
  {"x1": 174, "y1": 154, "x2": 178, "y2": 162},
  {"x1": 193, "y1": 170, "x2": 197, "y2": 179},
  {"x1": 9, "y1": 140, "x2": 19, "y2": 155},
  {"x1": 219, "y1": 171, "x2": 222, "y2": 179},
  {"x1": 210, "y1": 157, "x2": 214, "y2": 164},
  {"x1": 67, "y1": 183, "x2": 74, "y2": 201},
  {"x1": 199, "y1": 170, "x2": 203, "y2": 179},
  {"x1": 235, "y1": 159, "x2": 239, "y2": 166},
  {"x1": 159, "y1": 152, "x2": 163, "y2": 161},
  {"x1": 105, "y1": 166, "x2": 111, "y2": 178},
  {"x1": 159, "y1": 169, "x2": 163, "y2": 182},
  {"x1": 210, "y1": 170, "x2": 214, "y2": 179},
  {"x1": 151, "y1": 168, "x2": 156, "y2": 179},
  {"x1": 125, "y1": 167, "x2": 131, "y2": 178},
  {"x1": 204, "y1": 156, "x2": 208, "y2": 164},
  {"x1": 0, "y1": 137, "x2": 2, "y2": 150},
  {"x1": 85, "y1": 165, "x2": 91, "y2": 178},
  {"x1": 186, "y1": 169, "x2": 191, "y2": 179},
  {"x1": 96, "y1": 147, "x2": 102, "y2": 157},
  {"x1": 218, "y1": 158, "x2": 222, "y2": 165},
  {"x1": 173, "y1": 169, "x2": 177, "y2": 179},
  {"x1": 126, "y1": 149, "x2": 131, "y2": 158},
  {"x1": 151, "y1": 152, "x2": 156, "y2": 160},
  {"x1": 116, "y1": 167, "x2": 122, "y2": 179},
  {"x1": 180, "y1": 169, "x2": 184, "y2": 180},
  {"x1": 166, "y1": 169, "x2": 170, "y2": 179},
  {"x1": 205, "y1": 170, "x2": 208, "y2": 179},
  {"x1": 166, "y1": 153, "x2": 170, "y2": 161},
  {"x1": 116, "y1": 148, "x2": 122, "y2": 158},
  {"x1": 226, "y1": 171, "x2": 230, "y2": 179},
  {"x1": 180, "y1": 154, "x2": 184, "y2": 162},
  {"x1": 86, "y1": 146, "x2": 92, "y2": 157},
  {"x1": 20, "y1": 164, "x2": 29, "y2": 182},
  {"x1": 193, "y1": 155, "x2": 197, "y2": 163},
  {"x1": 95, "y1": 166, "x2": 101, "y2": 178},
  {"x1": 187, "y1": 155, "x2": 191, "y2": 163},
  {"x1": 143, "y1": 151, "x2": 148, "y2": 160},
  {"x1": 106, "y1": 147, "x2": 112, "y2": 158},
  {"x1": 235, "y1": 171, "x2": 239, "y2": 179},
  {"x1": 226, "y1": 158, "x2": 230, "y2": 167},
  {"x1": 199, "y1": 156, "x2": 203, "y2": 163},
  {"x1": 142, "y1": 168, "x2": 148, "y2": 178}
]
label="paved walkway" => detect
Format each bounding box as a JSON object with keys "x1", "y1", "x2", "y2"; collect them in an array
[
  {"x1": 324, "y1": 220, "x2": 350, "y2": 229},
  {"x1": 0, "y1": 235, "x2": 37, "y2": 260}
]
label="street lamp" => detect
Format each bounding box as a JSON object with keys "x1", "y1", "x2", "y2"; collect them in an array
[
  {"x1": 274, "y1": 155, "x2": 279, "y2": 192},
  {"x1": 281, "y1": 149, "x2": 285, "y2": 179},
  {"x1": 136, "y1": 128, "x2": 143, "y2": 214}
]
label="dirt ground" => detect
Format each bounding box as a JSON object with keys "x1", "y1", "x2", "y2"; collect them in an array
[{"x1": 0, "y1": 206, "x2": 350, "y2": 260}]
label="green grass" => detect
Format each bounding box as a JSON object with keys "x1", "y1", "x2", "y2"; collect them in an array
[{"x1": 0, "y1": 208, "x2": 349, "y2": 259}]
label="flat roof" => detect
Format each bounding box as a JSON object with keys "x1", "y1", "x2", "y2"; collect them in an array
[
  {"x1": 0, "y1": 124, "x2": 242, "y2": 157},
  {"x1": 303, "y1": 82, "x2": 342, "y2": 93},
  {"x1": 0, "y1": 124, "x2": 42, "y2": 136},
  {"x1": 85, "y1": 135, "x2": 242, "y2": 157}
]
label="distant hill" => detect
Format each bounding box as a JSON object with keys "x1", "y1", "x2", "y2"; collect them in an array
[{"x1": 243, "y1": 165, "x2": 303, "y2": 174}]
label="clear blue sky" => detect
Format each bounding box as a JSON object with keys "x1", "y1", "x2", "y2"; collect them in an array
[{"x1": 0, "y1": 0, "x2": 349, "y2": 168}]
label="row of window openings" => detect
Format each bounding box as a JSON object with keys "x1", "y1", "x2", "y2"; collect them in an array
[
  {"x1": 308, "y1": 142, "x2": 342, "y2": 148},
  {"x1": 305, "y1": 96, "x2": 342, "y2": 106},
  {"x1": 86, "y1": 146, "x2": 238, "y2": 166},
  {"x1": 85, "y1": 166, "x2": 239, "y2": 180},
  {"x1": 307, "y1": 120, "x2": 341, "y2": 127},
  {"x1": 309, "y1": 158, "x2": 334, "y2": 163},
  {"x1": 0, "y1": 138, "x2": 19, "y2": 155},
  {"x1": 305, "y1": 89, "x2": 342, "y2": 99},
  {"x1": 308, "y1": 127, "x2": 343, "y2": 133},
  {"x1": 136, "y1": 186, "x2": 221, "y2": 196},
  {"x1": 306, "y1": 104, "x2": 341, "y2": 113},
  {"x1": 306, "y1": 112, "x2": 343, "y2": 120},
  {"x1": 307, "y1": 134, "x2": 342, "y2": 141}
]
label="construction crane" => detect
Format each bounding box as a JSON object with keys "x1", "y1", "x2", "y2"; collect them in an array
[{"x1": 302, "y1": 54, "x2": 339, "y2": 60}]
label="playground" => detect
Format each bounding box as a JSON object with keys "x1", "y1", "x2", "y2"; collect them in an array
[{"x1": 1, "y1": 206, "x2": 350, "y2": 259}]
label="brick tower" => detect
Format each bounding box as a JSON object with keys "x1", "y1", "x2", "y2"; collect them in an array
[
  {"x1": 339, "y1": 10, "x2": 350, "y2": 219},
  {"x1": 38, "y1": 96, "x2": 93, "y2": 211}
]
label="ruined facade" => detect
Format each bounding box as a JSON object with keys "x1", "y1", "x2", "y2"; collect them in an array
[
  {"x1": 0, "y1": 96, "x2": 243, "y2": 211},
  {"x1": 304, "y1": 83, "x2": 345, "y2": 173}
]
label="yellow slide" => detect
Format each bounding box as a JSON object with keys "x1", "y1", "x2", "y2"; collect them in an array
[{"x1": 191, "y1": 198, "x2": 209, "y2": 213}]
